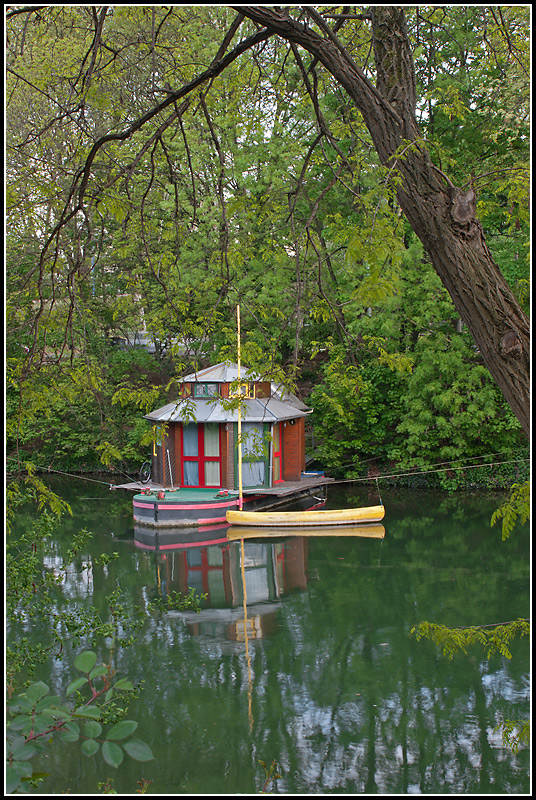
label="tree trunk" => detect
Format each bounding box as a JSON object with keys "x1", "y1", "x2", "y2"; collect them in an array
[{"x1": 237, "y1": 6, "x2": 530, "y2": 437}]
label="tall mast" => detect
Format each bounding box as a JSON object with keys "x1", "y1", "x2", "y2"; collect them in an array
[{"x1": 237, "y1": 305, "x2": 243, "y2": 511}]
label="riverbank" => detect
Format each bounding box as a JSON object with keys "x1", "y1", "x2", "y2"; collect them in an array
[{"x1": 6, "y1": 448, "x2": 529, "y2": 494}]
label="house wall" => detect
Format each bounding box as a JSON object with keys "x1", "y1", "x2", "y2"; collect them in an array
[
  {"x1": 153, "y1": 414, "x2": 306, "y2": 489},
  {"x1": 163, "y1": 428, "x2": 176, "y2": 487},
  {"x1": 151, "y1": 427, "x2": 176, "y2": 488},
  {"x1": 173, "y1": 424, "x2": 182, "y2": 486},
  {"x1": 282, "y1": 417, "x2": 305, "y2": 481}
]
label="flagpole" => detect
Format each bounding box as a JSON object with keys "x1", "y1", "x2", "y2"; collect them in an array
[{"x1": 237, "y1": 304, "x2": 243, "y2": 511}]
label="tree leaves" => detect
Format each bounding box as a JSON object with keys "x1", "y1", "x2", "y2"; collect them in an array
[
  {"x1": 410, "y1": 618, "x2": 530, "y2": 660},
  {"x1": 102, "y1": 740, "x2": 124, "y2": 768},
  {"x1": 491, "y1": 481, "x2": 530, "y2": 540},
  {"x1": 6, "y1": 650, "x2": 155, "y2": 793}
]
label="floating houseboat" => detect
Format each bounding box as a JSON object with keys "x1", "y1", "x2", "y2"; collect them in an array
[{"x1": 129, "y1": 362, "x2": 332, "y2": 527}]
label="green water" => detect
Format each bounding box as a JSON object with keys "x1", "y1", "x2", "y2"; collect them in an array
[{"x1": 9, "y1": 479, "x2": 530, "y2": 794}]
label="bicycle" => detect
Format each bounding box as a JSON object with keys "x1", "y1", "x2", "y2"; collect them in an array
[{"x1": 139, "y1": 460, "x2": 152, "y2": 484}]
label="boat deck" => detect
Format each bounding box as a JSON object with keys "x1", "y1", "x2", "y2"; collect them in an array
[{"x1": 112, "y1": 473, "x2": 333, "y2": 497}]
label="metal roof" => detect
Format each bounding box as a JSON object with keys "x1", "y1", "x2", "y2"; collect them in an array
[
  {"x1": 144, "y1": 396, "x2": 310, "y2": 424},
  {"x1": 144, "y1": 362, "x2": 311, "y2": 424},
  {"x1": 181, "y1": 361, "x2": 257, "y2": 383}
]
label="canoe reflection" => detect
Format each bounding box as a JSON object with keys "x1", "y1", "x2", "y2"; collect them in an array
[{"x1": 226, "y1": 523, "x2": 385, "y2": 540}]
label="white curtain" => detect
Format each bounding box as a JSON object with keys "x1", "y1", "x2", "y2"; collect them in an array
[
  {"x1": 242, "y1": 460, "x2": 265, "y2": 486},
  {"x1": 240, "y1": 422, "x2": 265, "y2": 486},
  {"x1": 204, "y1": 460, "x2": 220, "y2": 486},
  {"x1": 204, "y1": 423, "x2": 220, "y2": 456},
  {"x1": 183, "y1": 461, "x2": 199, "y2": 486},
  {"x1": 182, "y1": 424, "x2": 198, "y2": 456}
]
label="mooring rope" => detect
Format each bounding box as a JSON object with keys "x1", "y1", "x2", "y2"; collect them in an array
[
  {"x1": 331, "y1": 457, "x2": 530, "y2": 486},
  {"x1": 5, "y1": 456, "x2": 120, "y2": 487},
  {"x1": 327, "y1": 448, "x2": 529, "y2": 476},
  {"x1": 375, "y1": 476, "x2": 384, "y2": 506},
  {"x1": 6, "y1": 452, "x2": 529, "y2": 492}
]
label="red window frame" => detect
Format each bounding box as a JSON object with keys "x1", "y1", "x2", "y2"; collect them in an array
[{"x1": 180, "y1": 423, "x2": 222, "y2": 488}]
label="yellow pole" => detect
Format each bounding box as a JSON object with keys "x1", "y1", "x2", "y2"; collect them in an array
[
  {"x1": 237, "y1": 305, "x2": 243, "y2": 510},
  {"x1": 240, "y1": 537, "x2": 253, "y2": 730}
]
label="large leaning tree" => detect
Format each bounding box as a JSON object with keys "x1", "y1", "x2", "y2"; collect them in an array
[
  {"x1": 234, "y1": 6, "x2": 530, "y2": 436},
  {"x1": 7, "y1": 6, "x2": 530, "y2": 437}
]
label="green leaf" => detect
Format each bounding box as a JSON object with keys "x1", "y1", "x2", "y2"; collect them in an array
[
  {"x1": 72, "y1": 706, "x2": 102, "y2": 720},
  {"x1": 34, "y1": 695, "x2": 62, "y2": 712},
  {"x1": 6, "y1": 762, "x2": 33, "y2": 793},
  {"x1": 59, "y1": 722, "x2": 80, "y2": 742},
  {"x1": 8, "y1": 695, "x2": 33, "y2": 713},
  {"x1": 74, "y1": 650, "x2": 98, "y2": 673},
  {"x1": 66, "y1": 676, "x2": 89, "y2": 695},
  {"x1": 25, "y1": 681, "x2": 50, "y2": 702},
  {"x1": 122, "y1": 739, "x2": 154, "y2": 762},
  {"x1": 8, "y1": 739, "x2": 39, "y2": 761},
  {"x1": 84, "y1": 719, "x2": 102, "y2": 739},
  {"x1": 8, "y1": 715, "x2": 34, "y2": 734},
  {"x1": 22, "y1": 771, "x2": 50, "y2": 782},
  {"x1": 81, "y1": 739, "x2": 100, "y2": 757},
  {"x1": 89, "y1": 664, "x2": 108, "y2": 680},
  {"x1": 38, "y1": 705, "x2": 72, "y2": 721},
  {"x1": 102, "y1": 740, "x2": 124, "y2": 768},
  {"x1": 113, "y1": 678, "x2": 134, "y2": 690},
  {"x1": 106, "y1": 720, "x2": 138, "y2": 741}
]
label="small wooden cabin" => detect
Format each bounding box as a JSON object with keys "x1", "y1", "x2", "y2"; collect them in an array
[{"x1": 144, "y1": 362, "x2": 311, "y2": 490}]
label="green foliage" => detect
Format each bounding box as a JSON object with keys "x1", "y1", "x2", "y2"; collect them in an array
[
  {"x1": 308, "y1": 344, "x2": 406, "y2": 477},
  {"x1": 410, "y1": 618, "x2": 530, "y2": 661},
  {"x1": 6, "y1": 475, "x2": 206, "y2": 793},
  {"x1": 306, "y1": 233, "x2": 525, "y2": 488},
  {"x1": 394, "y1": 332, "x2": 521, "y2": 481},
  {"x1": 495, "y1": 719, "x2": 530, "y2": 755},
  {"x1": 491, "y1": 481, "x2": 530, "y2": 540},
  {"x1": 148, "y1": 587, "x2": 207, "y2": 614},
  {"x1": 411, "y1": 615, "x2": 530, "y2": 755},
  {"x1": 6, "y1": 651, "x2": 154, "y2": 794},
  {"x1": 5, "y1": 6, "x2": 529, "y2": 483},
  {"x1": 259, "y1": 759, "x2": 282, "y2": 794}
]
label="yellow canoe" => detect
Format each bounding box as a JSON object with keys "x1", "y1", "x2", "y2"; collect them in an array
[
  {"x1": 225, "y1": 504, "x2": 385, "y2": 527},
  {"x1": 227, "y1": 523, "x2": 385, "y2": 540}
]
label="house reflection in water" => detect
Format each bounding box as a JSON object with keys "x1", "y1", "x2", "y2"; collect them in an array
[{"x1": 134, "y1": 524, "x2": 308, "y2": 648}]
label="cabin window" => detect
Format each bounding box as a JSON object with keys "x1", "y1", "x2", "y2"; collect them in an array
[
  {"x1": 229, "y1": 381, "x2": 256, "y2": 398},
  {"x1": 203, "y1": 423, "x2": 221, "y2": 486},
  {"x1": 193, "y1": 383, "x2": 218, "y2": 398},
  {"x1": 238, "y1": 422, "x2": 267, "y2": 487},
  {"x1": 181, "y1": 423, "x2": 221, "y2": 487}
]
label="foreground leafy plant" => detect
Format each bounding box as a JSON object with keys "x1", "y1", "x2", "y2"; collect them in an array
[
  {"x1": 6, "y1": 650, "x2": 154, "y2": 794},
  {"x1": 410, "y1": 618, "x2": 530, "y2": 661},
  {"x1": 491, "y1": 480, "x2": 530, "y2": 540},
  {"x1": 410, "y1": 618, "x2": 530, "y2": 755},
  {"x1": 411, "y1": 484, "x2": 530, "y2": 754},
  {"x1": 495, "y1": 719, "x2": 530, "y2": 754},
  {"x1": 259, "y1": 759, "x2": 282, "y2": 794}
]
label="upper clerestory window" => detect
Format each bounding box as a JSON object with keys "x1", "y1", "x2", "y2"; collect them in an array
[{"x1": 193, "y1": 383, "x2": 219, "y2": 398}]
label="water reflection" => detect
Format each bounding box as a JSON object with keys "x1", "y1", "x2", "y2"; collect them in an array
[
  {"x1": 134, "y1": 523, "x2": 310, "y2": 649},
  {"x1": 134, "y1": 521, "x2": 388, "y2": 739},
  {"x1": 226, "y1": 523, "x2": 386, "y2": 539},
  {"x1": 134, "y1": 523, "x2": 385, "y2": 650},
  {"x1": 11, "y1": 486, "x2": 530, "y2": 794}
]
